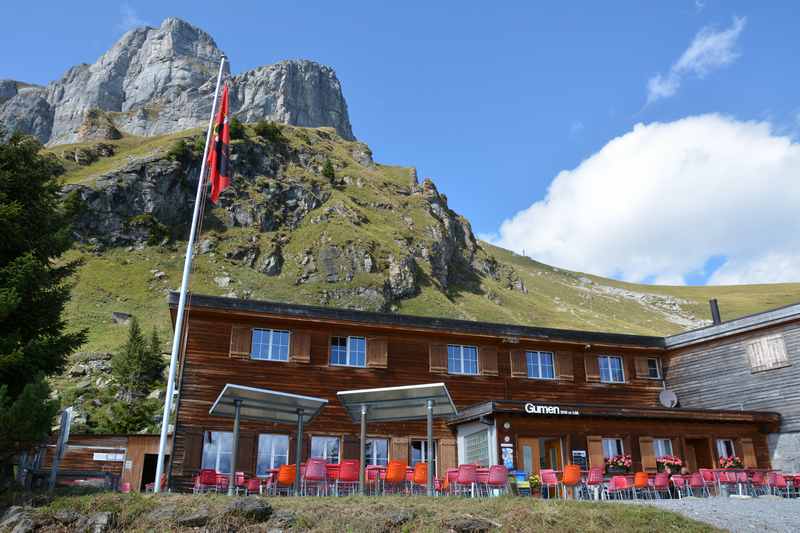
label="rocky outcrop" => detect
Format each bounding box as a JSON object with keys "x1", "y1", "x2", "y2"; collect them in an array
[{"x1": 0, "y1": 17, "x2": 354, "y2": 144}]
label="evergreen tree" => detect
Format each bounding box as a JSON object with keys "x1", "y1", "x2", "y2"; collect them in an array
[
  {"x1": 111, "y1": 318, "x2": 165, "y2": 400},
  {"x1": 322, "y1": 158, "x2": 335, "y2": 180},
  {"x1": 0, "y1": 132, "x2": 85, "y2": 477}
]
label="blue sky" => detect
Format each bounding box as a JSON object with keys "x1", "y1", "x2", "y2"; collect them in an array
[{"x1": 4, "y1": 1, "x2": 799, "y2": 285}]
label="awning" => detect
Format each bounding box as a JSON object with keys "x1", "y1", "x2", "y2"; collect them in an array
[
  {"x1": 337, "y1": 382, "x2": 457, "y2": 423},
  {"x1": 209, "y1": 383, "x2": 327, "y2": 424}
]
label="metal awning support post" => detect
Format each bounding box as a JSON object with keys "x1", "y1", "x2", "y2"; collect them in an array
[
  {"x1": 359, "y1": 404, "x2": 367, "y2": 494},
  {"x1": 295, "y1": 408, "x2": 304, "y2": 494},
  {"x1": 228, "y1": 399, "x2": 242, "y2": 496},
  {"x1": 426, "y1": 399, "x2": 434, "y2": 496}
]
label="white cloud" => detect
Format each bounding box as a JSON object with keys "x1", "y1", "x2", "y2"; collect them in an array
[
  {"x1": 117, "y1": 3, "x2": 148, "y2": 33},
  {"x1": 647, "y1": 16, "x2": 746, "y2": 103},
  {"x1": 491, "y1": 114, "x2": 800, "y2": 285}
]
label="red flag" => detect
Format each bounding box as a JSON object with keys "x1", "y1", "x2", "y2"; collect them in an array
[{"x1": 207, "y1": 84, "x2": 231, "y2": 203}]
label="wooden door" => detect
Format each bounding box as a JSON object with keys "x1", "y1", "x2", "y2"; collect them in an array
[
  {"x1": 543, "y1": 438, "x2": 563, "y2": 470},
  {"x1": 685, "y1": 442, "x2": 698, "y2": 472},
  {"x1": 518, "y1": 438, "x2": 540, "y2": 476}
]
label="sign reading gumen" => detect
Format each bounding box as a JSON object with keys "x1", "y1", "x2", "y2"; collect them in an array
[{"x1": 158, "y1": 291, "x2": 786, "y2": 492}]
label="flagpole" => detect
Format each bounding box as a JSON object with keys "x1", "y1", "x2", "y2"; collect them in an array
[{"x1": 154, "y1": 55, "x2": 227, "y2": 493}]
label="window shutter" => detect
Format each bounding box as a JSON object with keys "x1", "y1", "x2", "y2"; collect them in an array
[
  {"x1": 342, "y1": 434, "x2": 360, "y2": 460},
  {"x1": 634, "y1": 356, "x2": 651, "y2": 378},
  {"x1": 237, "y1": 433, "x2": 255, "y2": 474},
  {"x1": 289, "y1": 330, "x2": 311, "y2": 363},
  {"x1": 183, "y1": 431, "x2": 203, "y2": 474},
  {"x1": 479, "y1": 345, "x2": 498, "y2": 376},
  {"x1": 556, "y1": 352, "x2": 574, "y2": 381},
  {"x1": 587, "y1": 436, "x2": 604, "y2": 469},
  {"x1": 584, "y1": 355, "x2": 601, "y2": 383},
  {"x1": 390, "y1": 437, "x2": 409, "y2": 464},
  {"x1": 366, "y1": 337, "x2": 388, "y2": 368},
  {"x1": 509, "y1": 349, "x2": 527, "y2": 378},
  {"x1": 229, "y1": 326, "x2": 252, "y2": 359},
  {"x1": 639, "y1": 436, "x2": 656, "y2": 472},
  {"x1": 739, "y1": 438, "x2": 757, "y2": 468},
  {"x1": 438, "y1": 437, "x2": 457, "y2": 479},
  {"x1": 429, "y1": 344, "x2": 447, "y2": 373}
]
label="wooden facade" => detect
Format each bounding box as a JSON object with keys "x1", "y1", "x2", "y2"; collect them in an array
[{"x1": 166, "y1": 293, "x2": 781, "y2": 491}]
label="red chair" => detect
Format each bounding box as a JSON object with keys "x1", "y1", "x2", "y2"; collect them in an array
[
  {"x1": 749, "y1": 471, "x2": 767, "y2": 496},
  {"x1": 336, "y1": 460, "x2": 360, "y2": 496},
  {"x1": 688, "y1": 472, "x2": 709, "y2": 497},
  {"x1": 194, "y1": 469, "x2": 218, "y2": 493},
  {"x1": 475, "y1": 468, "x2": 490, "y2": 497},
  {"x1": 245, "y1": 477, "x2": 261, "y2": 495},
  {"x1": 302, "y1": 458, "x2": 329, "y2": 496},
  {"x1": 652, "y1": 472, "x2": 670, "y2": 499},
  {"x1": 444, "y1": 468, "x2": 459, "y2": 495},
  {"x1": 365, "y1": 465, "x2": 382, "y2": 495},
  {"x1": 540, "y1": 469, "x2": 560, "y2": 499},
  {"x1": 584, "y1": 467, "x2": 605, "y2": 499},
  {"x1": 718, "y1": 470, "x2": 737, "y2": 496},
  {"x1": 145, "y1": 473, "x2": 167, "y2": 493},
  {"x1": 454, "y1": 464, "x2": 478, "y2": 497},
  {"x1": 698, "y1": 468, "x2": 717, "y2": 496},
  {"x1": 486, "y1": 465, "x2": 509, "y2": 496},
  {"x1": 768, "y1": 472, "x2": 790, "y2": 497},
  {"x1": 607, "y1": 475, "x2": 631, "y2": 500},
  {"x1": 670, "y1": 474, "x2": 688, "y2": 498}
]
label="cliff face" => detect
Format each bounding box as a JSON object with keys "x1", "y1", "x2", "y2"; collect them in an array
[{"x1": 0, "y1": 17, "x2": 354, "y2": 145}]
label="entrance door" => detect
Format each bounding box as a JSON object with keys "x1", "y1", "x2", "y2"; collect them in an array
[
  {"x1": 685, "y1": 439, "x2": 712, "y2": 471},
  {"x1": 140, "y1": 453, "x2": 169, "y2": 491},
  {"x1": 518, "y1": 438, "x2": 540, "y2": 476},
  {"x1": 542, "y1": 438, "x2": 563, "y2": 471}
]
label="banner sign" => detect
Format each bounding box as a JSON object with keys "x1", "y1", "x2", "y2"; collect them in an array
[{"x1": 523, "y1": 403, "x2": 579, "y2": 416}]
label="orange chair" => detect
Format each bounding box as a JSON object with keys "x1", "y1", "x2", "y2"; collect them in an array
[
  {"x1": 272, "y1": 464, "x2": 296, "y2": 496},
  {"x1": 633, "y1": 472, "x2": 651, "y2": 499},
  {"x1": 561, "y1": 464, "x2": 582, "y2": 499},
  {"x1": 411, "y1": 462, "x2": 428, "y2": 494},
  {"x1": 383, "y1": 460, "x2": 408, "y2": 494}
]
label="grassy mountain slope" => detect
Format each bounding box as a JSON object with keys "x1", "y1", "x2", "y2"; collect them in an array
[{"x1": 49, "y1": 126, "x2": 800, "y2": 354}]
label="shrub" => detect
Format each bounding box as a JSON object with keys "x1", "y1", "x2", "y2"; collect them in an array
[
  {"x1": 322, "y1": 158, "x2": 335, "y2": 180},
  {"x1": 253, "y1": 120, "x2": 284, "y2": 143},
  {"x1": 166, "y1": 139, "x2": 192, "y2": 164},
  {"x1": 228, "y1": 116, "x2": 245, "y2": 140}
]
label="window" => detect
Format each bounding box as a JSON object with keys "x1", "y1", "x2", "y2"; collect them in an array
[
  {"x1": 716, "y1": 439, "x2": 735, "y2": 458},
  {"x1": 365, "y1": 438, "x2": 389, "y2": 466},
  {"x1": 464, "y1": 430, "x2": 490, "y2": 466},
  {"x1": 653, "y1": 438, "x2": 673, "y2": 457},
  {"x1": 330, "y1": 336, "x2": 366, "y2": 367},
  {"x1": 310, "y1": 436, "x2": 340, "y2": 463},
  {"x1": 746, "y1": 334, "x2": 790, "y2": 373},
  {"x1": 447, "y1": 345, "x2": 478, "y2": 375},
  {"x1": 526, "y1": 351, "x2": 555, "y2": 379},
  {"x1": 201, "y1": 431, "x2": 233, "y2": 473},
  {"x1": 602, "y1": 438, "x2": 624, "y2": 458},
  {"x1": 251, "y1": 329, "x2": 290, "y2": 361},
  {"x1": 599, "y1": 355, "x2": 625, "y2": 383},
  {"x1": 646, "y1": 358, "x2": 661, "y2": 379},
  {"x1": 410, "y1": 439, "x2": 437, "y2": 471},
  {"x1": 256, "y1": 434, "x2": 289, "y2": 476}
]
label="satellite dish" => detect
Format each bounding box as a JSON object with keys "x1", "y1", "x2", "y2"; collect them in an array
[{"x1": 659, "y1": 389, "x2": 678, "y2": 408}]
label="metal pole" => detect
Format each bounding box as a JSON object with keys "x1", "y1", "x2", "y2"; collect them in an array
[
  {"x1": 228, "y1": 399, "x2": 242, "y2": 496},
  {"x1": 426, "y1": 399, "x2": 434, "y2": 496},
  {"x1": 359, "y1": 404, "x2": 367, "y2": 495},
  {"x1": 295, "y1": 409, "x2": 304, "y2": 494},
  {"x1": 154, "y1": 55, "x2": 227, "y2": 493}
]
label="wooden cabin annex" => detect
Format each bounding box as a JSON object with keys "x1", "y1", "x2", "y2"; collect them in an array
[{"x1": 165, "y1": 293, "x2": 780, "y2": 491}]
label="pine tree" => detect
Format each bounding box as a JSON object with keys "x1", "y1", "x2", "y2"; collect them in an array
[
  {"x1": 111, "y1": 319, "x2": 165, "y2": 400},
  {"x1": 322, "y1": 158, "x2": 335, "y2": 180},
  {"x1": 0, "y1": 132, "x2": 85, "y2": 478}
]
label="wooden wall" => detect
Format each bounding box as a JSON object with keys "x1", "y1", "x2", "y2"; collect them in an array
[
  {"x1": 169, "y1": 308, "x2": 772, "y2": 491},
  {"x1": 666, "y1": 320, "x2": 800, "y2": 432}
]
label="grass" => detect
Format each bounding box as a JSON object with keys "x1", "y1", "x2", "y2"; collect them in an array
[{"x1": 17, "y1": 493, "x2": 720, "y2": 532}]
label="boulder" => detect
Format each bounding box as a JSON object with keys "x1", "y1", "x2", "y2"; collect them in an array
[
  {"x1": 225, "y1": 497, "x2": 272, "y2": 522},
  {"x1": 443, "y1": 516, "x2": 501, "y2": 533},
  {"x1": 111, "y1": 311, "x2": 132, "y2": 324},
  {"x1": 176, "y1": 507, "x2": 209, "y2": 527}
]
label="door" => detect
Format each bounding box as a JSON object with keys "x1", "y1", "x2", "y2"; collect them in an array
[
  {"x1": 518, "y1": 438, "x2": 540, "y2": 476},
  {"x1": 542, "y1": 438, "x2": 563, "y2": 471},
  {"x1": 686, "y1": 438, "x2": 712, "y2": 470}
]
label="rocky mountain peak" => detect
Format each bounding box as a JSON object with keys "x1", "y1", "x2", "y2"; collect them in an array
[{"x1": 0, "y1": 17, "x2": 353, "y2": 144}]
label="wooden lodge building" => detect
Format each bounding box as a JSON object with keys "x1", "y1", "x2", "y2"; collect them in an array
[{"x1": 163, "y1": 293, "x2": 789, "y2": 491}]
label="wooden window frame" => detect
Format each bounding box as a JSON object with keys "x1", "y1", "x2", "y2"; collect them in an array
[
  {"x1": 250, "y1": 328, "x2": 291, "y2": 362},
  {"x1": 646, "y1": 357, "x2": 661, "y2": 379},
  {"x1": 365, "y1": 437, "x2": 389, "y2": 466},
  {"x1": 525, "y1": 350, "x2": 556, "y2": 380},
  {"x1": 716, "y1": 438, "x2": 736, "y2": 459},
  {"x1": 447, "y1": 344, "x2": 479, "y2": 375},
  {"x1": 310, "y1": 435, "x2": 342, "y2": 464},
  {"x1": 602, "y1": 437, "x2": 624, "y2": 458},
  {"x1": 652, "y1": 438, "x2": 673, "y2": 458},
  {"x1": 329, "y1": 335, "x2": 367, "y2": 368},
  {"x1": 255, "y1": 433, "x2": 290, "y2": 476},
  {"x1": 598, "y1": 355, "x2": 626, "y2": 384}
]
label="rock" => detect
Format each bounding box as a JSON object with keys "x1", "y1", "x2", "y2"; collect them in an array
[
  {"x1": 257, "y1": 246, "x2": 283, "y2": 276},
  {"x1": 198, "y1": 238, "x2": 216, "y2": 254},
  {"x1": 68, "y1": 363, "x2": 88, "y2": 377},
  {"x1": 153, "y1": 271, "x2": 166, "y2": 280},
  {"x1": 384, "y1": 510, "x2": 415, "y2": 529},
  {"x1": 0, "y1": 507, "x2": 28, "y2": 531},
  {"x1": 144, "y1": 505, "x2": 176, "y2": 523},
  {"x1": 225, "y1": 497, "x2": 272, "y2": 522},
  {"x1": 0, "y1": 18, "x2": 353, "y2": 145},
  {"x1": 176, "y1": 508, "x2": 209, "y2": 527},
  {"x1": 111, "y1": 311, "x2": 132, "y2": 324},
  {"x1": 386, "y1": 255, "x2": 418, "y2": 299},
  {"x1": 214, "y1": 276, "x2": 232, "y2": 288},
  {"x1": 443, "y1": 516, "x2": 501, "y2": 533},
  {"x1": 10, "y1": 517, "x2": 34, "y2": 533},
  {"x1": 147, "y1": 388, "x2": 165, "y2": 401},
  {"x1": 53, "y1": 510, "x2": 81, "y2": 525},
  {"x1": 267, "y1": 510, "x2": 296, "y2": 529},
  {"x1": 74, "y1": 511, "x2": 115, "y2": 533}
]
